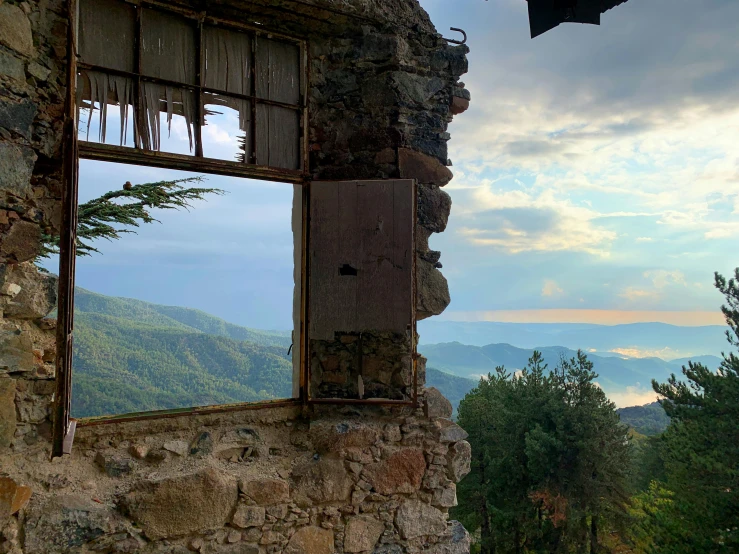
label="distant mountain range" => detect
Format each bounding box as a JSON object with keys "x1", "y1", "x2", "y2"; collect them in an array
[
  {"x1": 418, "y1": 341, "x2": 722, "y2": 391},
  {"x1": 418, "y1": 320, "x2": 727, "y2": 359},
  {"x1": 72, "y1": 288, "x2": 293, "y2": 418},
  {"x1": 71, "y1": 287, "x2": 721, "y2": 425}
]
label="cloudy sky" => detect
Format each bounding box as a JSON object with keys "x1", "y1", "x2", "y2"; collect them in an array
[
  {"x1": 47, "y1": 0, "x2": 738, "y2": 335},
  {"x1": 422, "y1": 0, "x2": 738, "y2": 326}
]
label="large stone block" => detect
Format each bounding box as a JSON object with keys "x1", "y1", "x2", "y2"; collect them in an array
[
  {"x1": 291, "y1": 456, "x2": 353, "y2": 506},
  {"x1": 0, "y1": 476, "x2": 31, "y2": 522},
  {"x1": 0, "y1": 3, "x2": 34, "y2": 57},
  {"x1": 426, "y1": 521, "x2": 471, "y2": 554},
  {"x1": 0, "y1": 143, "x2": 36, "y2": 197},
  {"x1": 123, "y1": 469, "x2": 238, "y2": 540},
  {"x1": 0, "y1": 378, "x2": 16, "y2": 448},
  {"x1": 0, "y1": 324, "x2": 35, "y2": 373},
  {"x1": 238, "y1": 477, "x2": 289, "y2": 505},
  {"x1": 24, "y1": 494, "x2": 125, "y2": 554},
  {"x1": 417, "y1": 258, "x2": 451, "y2": 320},
  {"x1": 309, "y1": 420, "x2": 381, "y2": 454},
  {"x1": 363, "y1": 448, "x2": 426, "y2": 495},
  {"x1": 1, "y1": 262, "x2": 58, "y2": 319},
  {"x1": 284, "y1": 526, "x2": 334, "y2": 554},
  {"x1": 399, "y1": 148, "x2": 452, "y2": 186},
  {"x1": 344, "y1": 515, "x2": 384, "y2": 553},
  {"x1": 424, "y1": 387, "x2": 453, "y2": 419},
  {"x1": 447, "y1": 440, "x2": 472, "y2": 482},
  {"x1": 435, "y1": 419, "x2": 469, "y2": 444},
  {"x1": 395, "y1": 499, "x2": 447, "y2": 540},
  {"x1": 418, "y1": 185, "x2": 452, "y2": 233},
  {"x1": 0, "y1": 220, "x2": 41, "y2": 263}
]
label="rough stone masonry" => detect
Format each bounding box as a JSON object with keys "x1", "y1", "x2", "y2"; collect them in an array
[{"x1": 0, "y1": 0, "x2": 472, "y2": 552}]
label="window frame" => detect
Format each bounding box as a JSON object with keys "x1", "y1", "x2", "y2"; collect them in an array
[
  {"x1": 53, "y1": 0, "x2": 420, "y2": 458},
  {"x1": 53, "y1": 0, "x2": 311, "y2": 456},
  {"x1": 76, "y1": 0, "x2": 310, "y2": 182}
]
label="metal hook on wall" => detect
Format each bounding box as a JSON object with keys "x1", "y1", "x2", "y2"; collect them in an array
[{"x1": 444, "y1": 27, "x2": 467, "y2": 45}]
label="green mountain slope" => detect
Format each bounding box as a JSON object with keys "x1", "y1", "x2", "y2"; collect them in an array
[
  {"x1": 71, "y1": 293, "x2": 293, "y2": 418},
  {"x1": 74, "y1": 288, "x2": 292, "y2": 348},
  {"x1": 616, "y1": 401, "x2": 670, "y2": 436},
  {"x1": 426, "y1": 368, "x2": 477, "y2": 417}
]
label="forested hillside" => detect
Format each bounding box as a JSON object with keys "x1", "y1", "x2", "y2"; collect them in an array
[
  {"x1": 71, "y1": 290, "x2": 293, "y2": 418},
  {"x1": 616, "y1": 401, "x2": 670, "y2": 436}
]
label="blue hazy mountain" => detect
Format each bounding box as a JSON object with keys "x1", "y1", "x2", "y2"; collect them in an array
[
  {"x1": 418, "y1": 320, "x2": 727, "y2": 358},
  {"x1": 419, "y1": 342, "x2": 722, "y2": 391}
]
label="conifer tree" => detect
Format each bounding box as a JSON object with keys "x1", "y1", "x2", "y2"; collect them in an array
[
  {"x1": 40, "y1": 176, "x2": 223, "y2": 257},
  {"x1": 646, "y1": 268, "x2": 739, "y2": 553}
]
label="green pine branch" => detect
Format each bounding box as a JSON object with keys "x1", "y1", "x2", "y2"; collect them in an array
[{"x1": 39, "y1": 177, "x2": 225, "y2": 258}]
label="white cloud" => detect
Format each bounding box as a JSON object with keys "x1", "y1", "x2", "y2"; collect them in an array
[
  {"x1": 542, "y1": 279, "x2": 564, "y2": 297},
  {"x1": 644, "y1": 270, "x2": 687, "y2": 288},
  {"x1": 600, "y1": 383, "x2": 662, "y2": 409}
]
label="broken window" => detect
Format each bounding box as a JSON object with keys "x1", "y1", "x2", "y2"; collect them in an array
[{"x1": 76, "y1": 0, "x2": 304, "y2": 172}]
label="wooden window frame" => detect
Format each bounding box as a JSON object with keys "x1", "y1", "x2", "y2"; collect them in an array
[
  {"x1": 53, "y1": 0, "x2": 419, "y2": 458},
  {"x1": 76, "y1": 0, "x2": 310, "y2": 180}
]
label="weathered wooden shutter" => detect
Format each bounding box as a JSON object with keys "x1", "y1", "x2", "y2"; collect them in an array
[
  {"x1": 308, "y1": 180, "x2": 416, "y2": 402},
  {"x1": 53, "y1": 0, "x2": 80, "y2": 457}
]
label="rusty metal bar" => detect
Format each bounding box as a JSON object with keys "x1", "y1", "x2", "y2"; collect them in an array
[
  {"x1": 76, "y1": 398, "x2": 302, "y2": 427},
  {"x1": 411, "y1": 179, "x2": 419, "y2": 408},
  {"x1": 53, "y1": 0, "x2": 80, "y2": 459},
  {"x1": 194, "y1": 16, "x2": 204, "y2": 157},
  {"x1": 308, "y1": 398, "x2": 415, "y2": 406},
  {"x1": 79, "y1": 141, "x2": 305, "y2": 182}
]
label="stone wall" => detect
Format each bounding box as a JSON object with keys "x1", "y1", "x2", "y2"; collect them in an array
[{"x1": 0, "y1": 0, "x2": 471, "y2": 552}]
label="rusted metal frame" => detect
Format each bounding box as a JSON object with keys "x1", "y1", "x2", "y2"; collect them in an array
[
  {"x1": 78, "y1": 142, "x2": 304, "y2": 182},
  {"x1": 194, "y1": 16, "x2": 204, "y2": 157},
  {"x1": 77, "y1": 62, "x2": 302, "y2": 113},
  {"x1": 310, "y1": 398, "x2": 414, "y2": 406},
  {"x1": 53, "y1": 0, "x2": 80, "y2": 458},
  {"x1": 411, "y1": 179, "x2": 419, "y2": 408},
  {"x1": 299, "y1": 180, "x2": 310, "y2": 404},
  {"x1": 249, "y1": 32, "x2": 258, "y2": 164},
  {"x1": 76, "y1": 398, "x2": 303, "y2": 427}
]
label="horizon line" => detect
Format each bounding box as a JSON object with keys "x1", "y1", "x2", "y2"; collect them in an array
[{"x1": 438, "y1": 309, "x2": 725, "y2": 326}]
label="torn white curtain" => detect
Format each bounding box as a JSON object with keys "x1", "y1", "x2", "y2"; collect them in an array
[
  {"x1": 203, "y1": 27, "x2": 252, "y2": 133},
  {"x1": 76, "y1": 72, "x2": 196, "y2": 151},
  {"x1": 77, "y1": 71, "x2": 133, "y2": 145},
  {"x1": 141, "y1": 83, "x2": 196, "y2": 152}
]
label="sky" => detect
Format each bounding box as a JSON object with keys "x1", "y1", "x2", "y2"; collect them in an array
[
  {"x1": 420, "y1": 0, "x2": 739, "y2": 327},
  {"x1": 45, "y1": 0, "x2": 739, "y2": 338}
]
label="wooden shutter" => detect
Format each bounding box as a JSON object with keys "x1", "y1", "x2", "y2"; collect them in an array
[{"x1": 308, "y1": 180, "x2": 416, "y2": 402}]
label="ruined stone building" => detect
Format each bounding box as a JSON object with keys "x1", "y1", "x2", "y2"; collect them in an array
[{"x1": 0, "y1": 0, "x2": 471, "y2": 552}]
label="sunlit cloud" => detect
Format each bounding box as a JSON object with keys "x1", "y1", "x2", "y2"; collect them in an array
[
  {"x1": 441, "y1": 309, "x2": 725, "y2": 326},
  {"x1": 542, "y1": 279, "x2": 564, "y2": 297}
]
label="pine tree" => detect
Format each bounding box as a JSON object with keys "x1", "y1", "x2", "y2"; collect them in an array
[
  {"x1": 40, "y1": 176, "x2": 224, "y2": 257},
  {"x1": 646, "y1": 269, "x2": 739, "y2": 552}
]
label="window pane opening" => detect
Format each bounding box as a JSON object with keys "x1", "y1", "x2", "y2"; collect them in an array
[
  {"x1": 76, "y1": 0, "x2": 305, "y2": 172},
  {"x1": 43, "y1": 160, "x2": 302, "y2": 419}
]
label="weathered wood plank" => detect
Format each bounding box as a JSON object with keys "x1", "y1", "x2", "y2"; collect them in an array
[
  {"x1": 356, "y1": 181, "x2": 396, "y2": 332},
  {"x1": 309, "y1": 182, "x2": 340, "y2": 341},
  {"x1": 269, "y1": 106, "x2": 300, "y2": 170},
  {"x1": 392, "y1": 180, "x2": 414, "y2": 333}
]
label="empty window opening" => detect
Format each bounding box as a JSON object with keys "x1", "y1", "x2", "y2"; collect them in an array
[
  {"x1": 76, "y1": 0, "x2": 304, "y2": 172},
  {"x1": 45, "y1": 160, "x2": 302, "y2": 419}
]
